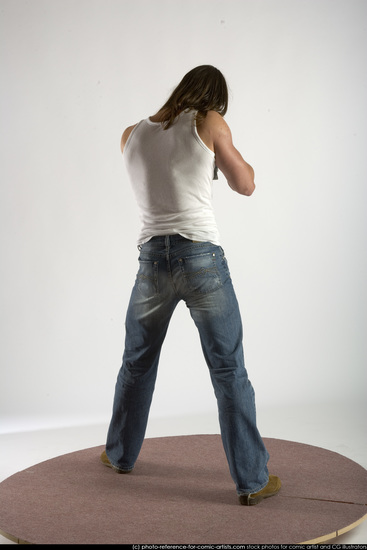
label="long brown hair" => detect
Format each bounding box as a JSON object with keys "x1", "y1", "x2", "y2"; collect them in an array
[{"x1": 158, "y1": 65, "x2": 228, "y2": 129}]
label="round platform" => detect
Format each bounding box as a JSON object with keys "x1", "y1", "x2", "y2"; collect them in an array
[{"x1": 0, "y1": 435, "x2": 366, "y2": 544}]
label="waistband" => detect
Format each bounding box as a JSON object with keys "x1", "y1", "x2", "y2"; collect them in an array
[
  {"x1": 138, "y1": 234, "x2": 204, "y2": 249},
  {"x1": 153, "y1": 235, "x2": 198, "y2": 244}
]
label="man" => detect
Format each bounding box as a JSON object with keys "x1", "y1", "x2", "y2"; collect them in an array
[{"x1": 101, "y1": 65, "x2": 281, "y2": 506}]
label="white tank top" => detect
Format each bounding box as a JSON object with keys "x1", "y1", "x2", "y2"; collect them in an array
[{"x1": 123, "y1": 110, "x2": 220, "y2": 245}]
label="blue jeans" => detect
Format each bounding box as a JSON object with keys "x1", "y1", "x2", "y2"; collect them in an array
[{"x1": 106, "y1": 235, "x2": 269, "y2": 495}]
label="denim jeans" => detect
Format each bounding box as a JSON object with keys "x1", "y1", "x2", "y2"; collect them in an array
[{"x1": 106, "y1": 235, "x2": 269, "y2": 495}]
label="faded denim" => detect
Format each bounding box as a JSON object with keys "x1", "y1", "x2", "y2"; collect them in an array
[{"x1": 106, "y1": 235, "x2": 269, "y2": 495}]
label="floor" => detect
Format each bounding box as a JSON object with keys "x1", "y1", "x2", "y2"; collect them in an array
[{"x1": 1, "y1": 400, "x2": 366, "y2": 545}]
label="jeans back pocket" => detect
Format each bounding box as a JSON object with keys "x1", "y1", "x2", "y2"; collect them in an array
[
  {"x1": 137, "y1": 260, "x2": 159, "y2": 298},
  {"x1": 178, "y1": 252, "x2": 222, "y2": 295}
]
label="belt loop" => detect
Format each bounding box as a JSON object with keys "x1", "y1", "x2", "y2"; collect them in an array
[{"x1": 165, "y1": 235, "x2": 170, "y2": 262}]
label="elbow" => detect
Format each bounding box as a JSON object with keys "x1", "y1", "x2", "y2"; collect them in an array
[
  {"x1": 244, "y1": 165, "x2": 255, "y2": 195},
  {"x1": 243, "y1": 167, "x2": 256, "y2": 195},
  {"x1": 243, "y1": 181, "x2": 255, "y2": 196},
  {"x1": 229, "y1": 179, "x2": 255, "y2": 196},
  {"x1": 228, "y1": 165, "x2": 255, "y2": 196}
]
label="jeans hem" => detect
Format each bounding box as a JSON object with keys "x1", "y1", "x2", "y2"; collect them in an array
[
  {"x1": 107, "y1": 452, "x2": 135, "y2": 473},
  {"x1": 237, "y1": 476, "x2": 269, "y2": 497}
]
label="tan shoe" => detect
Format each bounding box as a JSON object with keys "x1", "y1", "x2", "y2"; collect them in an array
[
  {"x1": 239, "y1": 475, "x2": 281, "y2": 506},
  {"x1": 100, "y1": 450, "x2": 133, "y2": 474}
]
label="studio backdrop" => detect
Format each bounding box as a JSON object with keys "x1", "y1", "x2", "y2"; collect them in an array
[{"x1": 1, "y1": 0, "x2": 366, "y2": 433}]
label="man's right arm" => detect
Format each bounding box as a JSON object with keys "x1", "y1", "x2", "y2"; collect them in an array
[{"x1": 203, "y1": 111, "x2": 255, "y2": 196}]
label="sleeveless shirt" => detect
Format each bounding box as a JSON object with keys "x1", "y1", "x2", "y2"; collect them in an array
[{"x1": 123, "y1": 110, "x2": 220, "y2": 245}]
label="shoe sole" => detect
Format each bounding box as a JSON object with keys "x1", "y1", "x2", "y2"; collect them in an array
[{"x1": 244, "y1": 488, "x2": 280, "y2": 506}]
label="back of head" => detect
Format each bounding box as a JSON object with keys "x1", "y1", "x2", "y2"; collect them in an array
[{"x1": 159, "y1": 65, "x2": 228, "y2": 129}]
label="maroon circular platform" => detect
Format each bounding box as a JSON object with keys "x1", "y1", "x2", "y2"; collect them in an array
[{"x1": 0, "y1": 435, "x2": 366, "y2": 544}]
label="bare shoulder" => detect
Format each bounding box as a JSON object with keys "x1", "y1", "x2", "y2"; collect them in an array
[
  {"x1": 203, "y1": 111, "x2": 232, "y2": 141},
  {"x1": 120, "y1": 124, "x2": 138, "y2": 153},
  {"x1": 197, "y1": 111, "x2": 230, "y2": 151},
  {"x1": 205, "y1": 110, "x2": 229, "y2": 129}
]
